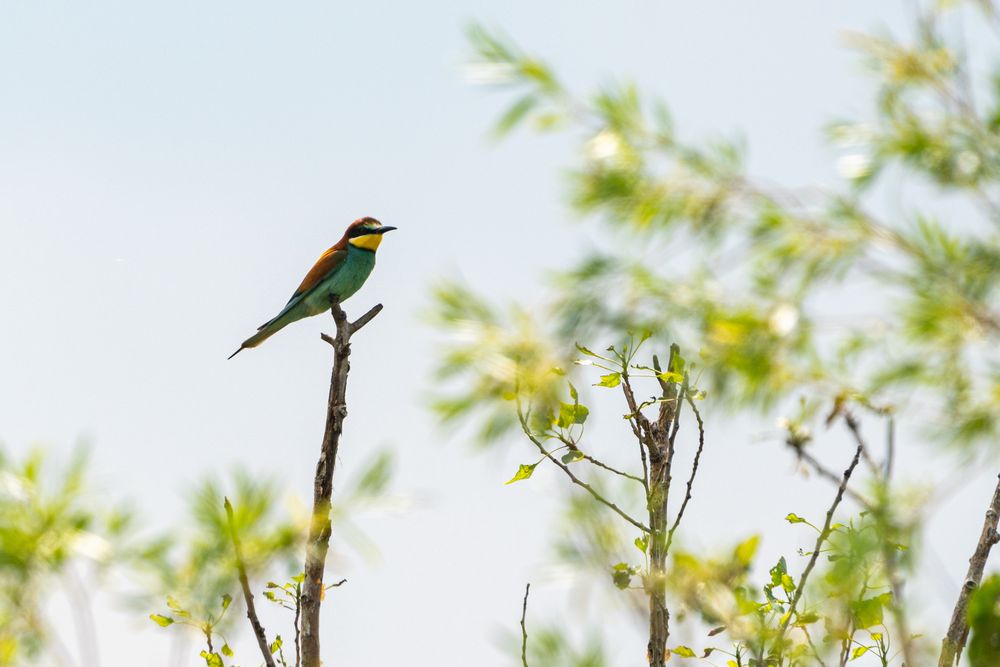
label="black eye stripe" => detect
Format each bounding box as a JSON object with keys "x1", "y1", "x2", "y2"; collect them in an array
[{"x1": 349, "y1": 226, "x2": 379, "y2": 238}]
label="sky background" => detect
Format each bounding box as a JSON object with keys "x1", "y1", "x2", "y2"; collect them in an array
[{"x1": 2, "y1": 1, "x2": 997, "y2": 665}]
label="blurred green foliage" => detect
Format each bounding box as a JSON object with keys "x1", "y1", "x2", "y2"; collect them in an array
[
  {"x1": 968, "y1": 574, "x2": 1000, "y2": 666},
  {"x1": 0, "y1": 447, "x2": 140, "y2": 666},
  {"x1": 453, "y1": 3, "x2": 1000, "y2": 451},
  {"x1": 0, "y1": 444, "x2": 394, "y2": 666},
  {"x1": 434, "y1": 3, "x2": 1000, "y2": 665}
]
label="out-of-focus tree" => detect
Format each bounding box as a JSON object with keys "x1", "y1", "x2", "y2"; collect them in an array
[
  {"x1": 149, "y1": 447, "x2": 397, "y2": 667},
  {"x1": 434, "y1": 2, "x2": 1000, "y2": 665},
  {"x1": 0, "y1": 446, "x2": 149, "y2": 667},
  {"x1": 0, "y1": 443, "x2": 395, "y2": 667}
]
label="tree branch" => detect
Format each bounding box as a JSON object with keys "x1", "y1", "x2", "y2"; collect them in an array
[
  {"x1": 778, "y1": 440, "x2": 864, "y2": 645},
  {"x1": 301, "y1": 299, "x2": 383, "y2": 667},
  {"x1": 580, "y1": 452, "x2": 646, "y2": 484},
  {"x1": 224, "y1": 497, "x2": 277, "y2": 667},
  {"x1": 664, "y1": 393, "x2": 706, "y2": 558},
  {"x1": 520, "y1": 583, "x2": 531, "y2": 667},
  {"x1": 790, "y1": 446, "x2": 874, "y2": 510},
  {"x1": 938, "y1": 473, "x2": 1000, "y2": 667},
  {"x1": 516, "y1": 402, "x2": 650, "y2": 534}
]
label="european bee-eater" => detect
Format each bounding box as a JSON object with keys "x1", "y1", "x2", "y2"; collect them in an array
[{"x1": 228, "y1": 216, "x2": 396, "y2": 359}]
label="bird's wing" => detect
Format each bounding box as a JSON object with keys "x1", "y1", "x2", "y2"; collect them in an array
[{"x1": 287, "y1": 246, "x2": 348, "y2": 304}]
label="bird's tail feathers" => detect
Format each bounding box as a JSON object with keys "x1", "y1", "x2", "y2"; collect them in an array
[{"x1": 227, "y1": 310, "x2": 295, "y2": 359}]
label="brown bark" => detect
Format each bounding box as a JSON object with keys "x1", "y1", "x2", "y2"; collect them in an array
[
  {"x1": 224, "y1": 498, "x2": 277, "y2": 667},
  {"x1": 300, "y1": 300, "x2": 382, "y2": 667},
  {"x1": 642, "y1": 348, "x2": 680, "y2": 667},
  {"x1": 938, "y1": 473, "x2": 1000, "y2": 667}
]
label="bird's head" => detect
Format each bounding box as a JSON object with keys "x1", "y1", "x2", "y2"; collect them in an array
[{"x1": 346, "y1": 216, "x2": 396, "y2": 252}]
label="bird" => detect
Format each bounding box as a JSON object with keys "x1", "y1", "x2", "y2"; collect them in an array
[{"x1": 228, "y1": 216, "x2": 396, "y2": 359}]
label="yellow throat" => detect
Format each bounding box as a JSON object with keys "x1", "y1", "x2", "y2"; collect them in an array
[{"x1": 349, "y1": 233, "x2": 383, "y2": 251}]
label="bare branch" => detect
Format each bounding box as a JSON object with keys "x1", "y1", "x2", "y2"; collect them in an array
[
  {"x1": 520, "y1": 583, "x2": 531, "y2": 667},
  {"x1": 664, "y1": 393, "x2": 706, "y2": 557},
  {"x1": 516, "y1": 402, "x2": 651, "y2": 534},
  {"x1": 224, "y1": 497, "x2": 277, "y2": 667},
  {"x1": 293, "y1": 582, "x2": 301, "y2": 667},
  {"x1": 580, "y1": 452, "x2": 646, "y2": 485},
  {"x1": 301, "y1": 298, "x2": 383, "y2": 667},
  {"x1": 939, "y1": 473, "x2": 1000, "y2": 667},
  {"x1": 778, "y1": 441, "x2": 864, "y2": 644},
  {"x1": 791, "y1": 446, "x2": 874, "y2": 510},
  {"x1": 349, "y1": 303, "x2": 384, "y2": 335}
]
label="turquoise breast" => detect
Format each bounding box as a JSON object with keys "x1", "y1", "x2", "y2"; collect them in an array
[{"x1": 301, "y1": 246, "x2": 376, "y2": 316}]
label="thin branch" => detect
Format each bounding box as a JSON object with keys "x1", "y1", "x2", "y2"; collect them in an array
[
  {"x1": 224, "y1": 497, "x2": 277, "y2": 667},
  {"x1": 792, "y1": 447, "x2": 874, "y2": 510},
  {"x1": 938, "y1": 473, "x2": 1000, "y2": 667},
  {"x1": 580, "y1": 452, "x2": 646, "y2": 484},
  {"x1": 777, "y1": 441, "x2": 864, "y2": 644},
  {"x1": 516, "y1": 402, "x2": 651, "y2": 533},
  {"x1": 520, "y1": 583, "x2": 531, "y2": 667},
  {"x1": 620, "y1": 370, "x2": 653, "y2": 448},
  {"x1": 301, "y1": 298, "x2": 383, "y2": 667},
  {"x1": 664, "y1": 393, "x2": 706, "y2": 557},
  {"x1": 293, "y1": 582, "x2": 301, "y2": 667}
]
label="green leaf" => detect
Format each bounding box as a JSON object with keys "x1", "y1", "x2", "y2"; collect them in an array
[
  {"x1": 634, "y1": 535, "x2": 648, "y2": 554},
  {"x1": 149, "y1": 614, "x2": 174, "y2": 627},
  {"x1": 568, "y1": 382, "x2": 579, "y2": 401},
  {"x1": 576, "y1": 343, "x2": 601, "y2": 358},
  {"x1": 270, "y1": 635, "x2": 283, "y2": 655},
  {"x1": 734, "y1": 535, "x2": 760, "y2": 566},
  {"x1": 494, "y1": 95, "x2": 538, "y2": 138},
  {"x1": 656, "y1": 371, "x2": 684, "y2": 384},
  {"x1": 611, "y1": 562, "x2": 635, "y2": 590},
  {"x1": 560, "y1": 450, "x2": 584, "y2": 464},
  {"x1": 221, "y1": 644, "x2": 234, "y2": 658},
  {"x1": 851, "y1": 645, "x2": 869, "y2": 660},
  {"x1": 769, "y1": 557, "x2": 788, "y2": 587},
  {"x1": 220, "y1": 594, "x2": 232, "y2": 611},
  {"x1": 852, "y1": 596, "x2": 884, "y2": 629},
  {"x1": 529, "y1": 407, "x2": 555, "y2": 433},
  {"x1": 505, "y1": 463, "x2": 538, "y2": 485},
  {"x1": 781, "y1": 573, "x2": 796, "y2": 593},
  {"x1": 200, "y1": 651, "x2": 223, "y2": 667},
  {"x1": 785, "y1": 513, "x2": 806, "y2": 524},
  {"x1": 557, "y1": 402, "x2": 589, "y2": 427},
  {"x1": 968, "y1": 575, "x2": 1000, "y2": 665},
  {"x1": 672, "y1": 645, "x2": 697, "y2": 658},
  {"x1": 595, "y1": 372, "x2": 622, "y2": 388}
]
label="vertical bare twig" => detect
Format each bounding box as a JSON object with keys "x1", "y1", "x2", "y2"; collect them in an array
[
  {"x1": 293, "y1": 581, "x2": 302, "y2": 667},
  {"x1": 224, "y1": 497, "x2": 277, "y2": 667},
  {"x1": 664, "y1": 393, "x2": 706, "y2": 558},
  {"x1": 938, "y1": 473, "x2": 1000, "y2": 667},
  {"x1": 300, "y1": 299, "x2": 383, "y2": 667},
  {"x1": 520, "y1": 583, "x2": 531, "y2": 667}
]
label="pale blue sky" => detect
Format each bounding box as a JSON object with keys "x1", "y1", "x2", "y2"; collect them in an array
[{"x1": 2, "y1": 2, "x2": 995, "y2": 665}]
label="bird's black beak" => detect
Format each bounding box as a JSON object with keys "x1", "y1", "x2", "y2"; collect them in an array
[{"x1": 377, "y1": 226, "x2": 397, "y2": 234}]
